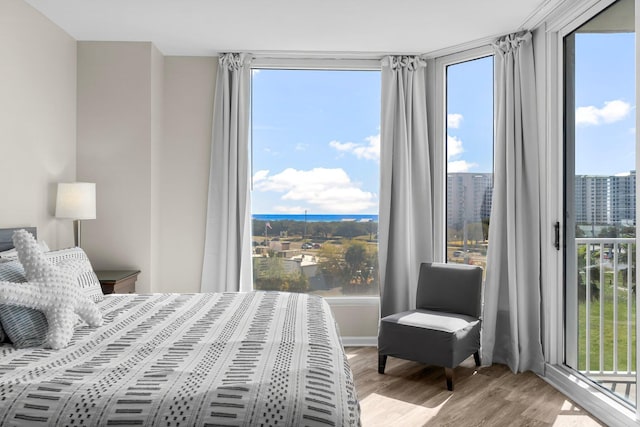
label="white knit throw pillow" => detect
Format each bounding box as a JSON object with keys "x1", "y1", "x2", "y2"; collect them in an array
[{"x1": 0, "y1": 230, "x2": 103, "y2": 349}]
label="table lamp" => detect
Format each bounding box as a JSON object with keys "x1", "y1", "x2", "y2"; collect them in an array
[{"x1": 55, "y1": 182, "x2": 96, "y2": 247}]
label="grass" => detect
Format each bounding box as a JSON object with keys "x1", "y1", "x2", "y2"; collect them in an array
[{"x1": 577, "y1": 273, "x2": 636, "y2": 372}]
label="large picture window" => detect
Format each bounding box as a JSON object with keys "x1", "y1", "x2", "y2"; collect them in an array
[{"x1": 251, "y1": 68, "x2": 381, "y2": 297}]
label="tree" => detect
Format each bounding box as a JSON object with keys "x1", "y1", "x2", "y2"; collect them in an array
[
  {"x1": 598, "y1": 226, "x2": 617, "y2": 238},
  {"x1": 284, "y1": 273, "x2": 309, "y2": 293},
  {"x1": 481, "y1": 217, "x2": 490, "y2": 241},
  {"x1": 344, "y1": 242, "x2": 366, "y2": 280},
  {"x1": 318, "y1": 244, "x2": 345, "y2": 288},
  {"x1": 335, "y1": 221, "x2": 370, "y2": 239}
]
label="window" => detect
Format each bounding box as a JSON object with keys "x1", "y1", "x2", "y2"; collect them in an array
[
  {"x1": 563, "y1": 0, "x2": 636, "y2": 406},
  {"x1": 444, "y1": 55, "x2": 494, "y2": 270},
  {"x1": 250, "y1": 67, "x2": 381, "y2": 297}
]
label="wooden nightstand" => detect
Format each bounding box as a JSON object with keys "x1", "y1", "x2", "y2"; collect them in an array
[{"x1": 95, "y1": 270, "x2": 140, "y2": 294}]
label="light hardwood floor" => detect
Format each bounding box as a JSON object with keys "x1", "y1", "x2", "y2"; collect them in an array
[{"x1": 346, "y1": 347, "x2": 603, "y2": 426}]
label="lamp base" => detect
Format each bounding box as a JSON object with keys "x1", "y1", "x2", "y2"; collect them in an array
[{"x1": 73, "y1": 220, "x2": 83, "y2": 248}]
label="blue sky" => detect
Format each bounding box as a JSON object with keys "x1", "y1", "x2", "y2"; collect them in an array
[
  {"x1": 251, "y1": 70, "x2": 381, "y2": 214},
  {"x1": 251, "y1": 32, "x2": 635, "y2": 214},
  {"x1": 574, "y1": 32, "x2": 635, "y2": 176},
  {"x1": 446, "y1": 56, "x2": 494, "y2": 173}
]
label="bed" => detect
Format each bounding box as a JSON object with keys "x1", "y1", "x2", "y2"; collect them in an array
[{"x1": 0, "y1": 228, "x2": 360, "y2": 426}]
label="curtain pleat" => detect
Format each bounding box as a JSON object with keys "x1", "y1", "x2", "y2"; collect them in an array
[
  {"x1": 481, "y1": 32, "x2": 545, "y2": 374},
  {"x1": 201, "y1": 53, "x2": 252, "y2": 293},
  {"x1": 379, "y1": 56, "x2": 433, "y2": 317}
]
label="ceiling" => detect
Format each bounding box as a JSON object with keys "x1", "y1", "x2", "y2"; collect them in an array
[{"x1": 25, "y1": 0, "x2": 553, "y2": 57}]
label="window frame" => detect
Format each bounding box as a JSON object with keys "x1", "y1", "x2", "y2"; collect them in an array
[{"x1": 434, "y1": 45, "x2": 495, "y2": 263}]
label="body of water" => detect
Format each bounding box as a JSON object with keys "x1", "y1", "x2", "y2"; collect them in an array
[{"x1": 253, "y1": 214, "x2": 378, "y2": 223}]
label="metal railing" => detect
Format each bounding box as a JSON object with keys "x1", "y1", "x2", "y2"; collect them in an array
[{"x1": 575, "y1": 237, "x2": 635, "y2": 378}]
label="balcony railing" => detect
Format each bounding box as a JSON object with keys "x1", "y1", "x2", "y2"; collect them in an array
[{"x1": 575, "y1": 237, "x2": 636, "y2": 401}]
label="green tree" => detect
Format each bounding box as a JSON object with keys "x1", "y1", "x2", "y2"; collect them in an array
[
  {"x1": 318, "y1": 244, "x2": 345, "y2": 288},
  {"x1": 284, "y1": 273, "x2": 309, "y2": 293},
  {"x1": 344, "y1": 242, "x2": 367, "y2": 280},
  {"x1": 482, "y1": 217, "x2": 490, "y2": 241}
]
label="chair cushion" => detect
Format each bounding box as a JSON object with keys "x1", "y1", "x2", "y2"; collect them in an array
[
  {"x1": 383, "y1": 309, "x2": 478, "y2": 333},
  {"x1": 378, "y1": 309, "x2": 480, "y2": 368}
]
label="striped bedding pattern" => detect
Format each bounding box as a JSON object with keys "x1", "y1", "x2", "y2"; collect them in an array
[{"x1": 0, "y1": 292, "x2": 360, "y2": 426}]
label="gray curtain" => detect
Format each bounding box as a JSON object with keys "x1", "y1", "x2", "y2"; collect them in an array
[
  {"x1": 379, "y1": 56, "x2": 433, "y2": 317},
  {"x1": 201, "y1": 53, "x2": 253, "y2": 293},
  {"x1": 481, "y1": 32, "x2": 545, "y2": 374}
]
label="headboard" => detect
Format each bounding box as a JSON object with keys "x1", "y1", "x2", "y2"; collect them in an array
[{"x1": 0, "y1": 227, "x2": 37, "y2": 251}]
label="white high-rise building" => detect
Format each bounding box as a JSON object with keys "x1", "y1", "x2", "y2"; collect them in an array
[
  {"x1": 574, "y1": 171, "x2": 635, "y2": 226},
  {"x1": 447, "y1": 173, "x2": 493, "y2": 230}
]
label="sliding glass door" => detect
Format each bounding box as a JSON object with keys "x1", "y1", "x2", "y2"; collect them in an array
[{"x1": 564, "y1": 0, "x2": 637, "y2": 405}]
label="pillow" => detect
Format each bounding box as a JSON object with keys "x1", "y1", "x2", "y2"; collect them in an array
[
  {"x1": 0, "y1": 240, "x2": 49, "y2": 263},
  {"x1": 0, "y1": 261, "x2": 48, "y2": 348},
  {"x1": 0, "y1": 230, "x2": 103, "y2": 349},
  {"x1": 44, "y1": 248, "x2": 104, "y2": 302},
  {"x1": 0, "y1": 248, "x2": 17, "y2": 261}
]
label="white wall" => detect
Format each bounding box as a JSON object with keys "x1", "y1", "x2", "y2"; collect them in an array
[
  {"x1": 157, "y1": 57, "x2": 216, "y2": 293},
  {"x1": 0, "y1": 0, "x2": 76, "y2": 248},
  {"x1": 77, "y1": 42, "x2": 157, "y2": 292}
]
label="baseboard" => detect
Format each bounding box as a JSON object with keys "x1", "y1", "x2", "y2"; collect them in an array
[
  {"x1": 543, "y1": 363, "x2": 638, "y2": 426},
  {"x1": 341, "y1": 336, "x2": 377, "y2": 347}
]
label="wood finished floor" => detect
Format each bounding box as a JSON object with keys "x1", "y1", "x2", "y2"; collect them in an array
[{"x1": 346, "y1": 347, "x2": 604, "y2": 427}]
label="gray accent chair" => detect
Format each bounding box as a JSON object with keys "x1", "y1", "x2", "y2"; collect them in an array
[{"x1": 378, "y1": 262, "x2": 483, "y2": 391}]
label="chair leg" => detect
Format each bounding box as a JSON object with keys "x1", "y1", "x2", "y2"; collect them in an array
[
  {"x1": 473, "y1": 351, "x2": 481, "y2": 367},
  {"x1": 378, "y1": 354, "x2": 387, "y2": 374},
  {"x1": 445, "y1": 367, "x2": 454, "y2": 391}
]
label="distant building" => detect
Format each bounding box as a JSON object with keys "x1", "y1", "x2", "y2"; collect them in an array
[
  {"x1": 611, "y1": 171, "x2": 636, "y2": 225},
  {"x1": 440, "y1": 171, "x2": 636, "y2": 233},
  {"x1": 447, "y1": 173, "x2": 493, "y2": 230},
  {"x1": 574, "y1": 171, "x2": 635, "y2": 226},
  {"x1": 574, "y1": 175, "x2": 610, "y2": 224}
]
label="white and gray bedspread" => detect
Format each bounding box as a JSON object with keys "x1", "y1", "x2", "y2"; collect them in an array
[{"x1": 0, "y1": 291, "x2": 360, "y2": 426}]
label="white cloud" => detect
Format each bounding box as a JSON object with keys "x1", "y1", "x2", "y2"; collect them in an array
[
  {"x1": 446, "y1": 135, "x2": 477, "y2": 172},
  {"x1": 253, "y1": 167, "x2": 377, "y2": 213},
  {"x1": 295, "y1": 143, "x2": 309, "y2": 151},
  {"x1": 448, "y1": 160, "x2": 478, "y2": 172},
  {"x1": 329, "y1": 133, "x2": 380, "y2": 161},
  {"x1": 447, "y1": 135, "x2": 464, "y2": 160},
  {"x1": 576, "y1": 100, "x2": 631, "y2": 126},
  {"x1": 253, "y1": 169, "x2": 270, "y2": 183},
  {"x1": 448, "y1": 113, "x2": 463, "y2": 129}
]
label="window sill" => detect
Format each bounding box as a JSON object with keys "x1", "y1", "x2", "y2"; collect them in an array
[
  {"x1": 543, "y1": 363, "x2": 638, "y2": 426},
  {"x1": 323, "y1": 296, "x2": 380, "y2": 306}
]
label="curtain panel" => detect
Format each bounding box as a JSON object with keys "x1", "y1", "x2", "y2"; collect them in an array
[
  {"x1": 201, "y1": 53, "x2": 253, "y2": 293},
  {"x1": 379, "y1": 56, "x2": 434, "y2": 317},
  {"x1": 481, "y1": 32, "x2": 545, "y2": 374}
]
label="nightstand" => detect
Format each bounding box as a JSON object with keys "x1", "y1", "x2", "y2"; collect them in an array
[{"x1": 95, "y1": 270, "x2": 140, "y2": 294}]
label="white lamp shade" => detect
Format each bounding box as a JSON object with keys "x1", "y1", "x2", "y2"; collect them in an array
[{"x1": 55, "y1": 183, "x2": 96, "y2": 220}]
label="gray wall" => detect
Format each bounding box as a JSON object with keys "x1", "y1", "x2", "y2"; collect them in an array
[
  {"x1": 77, "y1": 44, "x2": 217, "y2": 294},
  {"x1": 158, "y1": 57, "x2": 216, "y2": 293},
  {"x1": 0, "y1": 0, "x2": 77, "y2": 249},
  {"x1": 77, "y1": 42, "x2": 158, "y2": 292}
]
